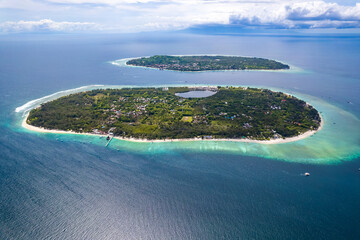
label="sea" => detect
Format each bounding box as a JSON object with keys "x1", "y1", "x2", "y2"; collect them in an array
[{"x1": 0, "y1": 32, "x2": 359, "y2": 239}]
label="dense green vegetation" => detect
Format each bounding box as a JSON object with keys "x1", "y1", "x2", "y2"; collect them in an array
[
  {"x1": 127, "y1": 55, "x2": 290, "y2": 71},
  {"x1": 27, "y1": 87, "x2": 320, "y2": 140}
]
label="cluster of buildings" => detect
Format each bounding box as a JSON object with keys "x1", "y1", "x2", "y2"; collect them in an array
[
  {"x1": 270, "y1": 105, "x2": 281, "y2": 110},
  {"x1": 243, "y1": 123, "x2": 252, "y2": 129},
  {"x1": 152, "y1": 63, "x2": 201, "y2": 71},
  {"x1": 192, "y1": 115, "x2": 208, "y2": 124}
]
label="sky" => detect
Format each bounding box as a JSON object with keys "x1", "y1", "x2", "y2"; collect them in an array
[{"x1": 0, "y1": 0, "x2": 359, "y2": 33}]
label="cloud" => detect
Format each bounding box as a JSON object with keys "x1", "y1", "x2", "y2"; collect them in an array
[
  {"x1": 0, "y1": 1, "x2": 360, "y2": 33},
  {"x1": 229, "y1": 1, "x2": 360, "y2": 29},
  {"x1": 0, "y1": 19, "x2": 100, "y2": 32}
]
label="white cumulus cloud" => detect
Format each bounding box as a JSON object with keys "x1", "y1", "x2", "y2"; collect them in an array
[
  {"x1": 0, "y1": 1, "x2": 360, "y2": 32},
  {"x1": 0, "y1": 19, "x2": 100, "y2": 32},
  {"x1": 230, "y1": 1, "x2": 360, "y2": 29}
]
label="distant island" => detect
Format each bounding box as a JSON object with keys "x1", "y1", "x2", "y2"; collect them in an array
[
  {"x1": 126, "y1": 55, "x2": 290, "y2": 71},
  {"x1": 26, "y1": 87, "x2": 321, "y2": 141}
]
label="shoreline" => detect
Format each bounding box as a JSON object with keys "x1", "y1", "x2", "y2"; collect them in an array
[
  {"x1": 111, "y1": 55, "x2": 295, "y2": 73},
  {"x1": 22, "y1": 112, "x2": 324, "y2": 145}
]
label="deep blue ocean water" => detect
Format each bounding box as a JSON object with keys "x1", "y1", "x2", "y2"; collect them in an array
[{"x1": 0, "y1": 32, "x2": 360, "y2": 239}]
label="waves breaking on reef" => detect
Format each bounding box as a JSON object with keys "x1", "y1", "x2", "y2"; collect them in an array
[
  {"x1": 14, "y1": 84, "x2": 360, "y2": 164},
  {"x1": 15, "y1": 85, "x2": 105, "y2": 115}
]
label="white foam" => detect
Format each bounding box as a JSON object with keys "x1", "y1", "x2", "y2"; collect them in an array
[{"x1": 15, "y1": 85, "x2": 104, "y2": 114}]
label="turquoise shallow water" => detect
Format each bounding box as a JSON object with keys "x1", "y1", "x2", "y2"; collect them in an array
[
  {"x1": 1, "y1": 33, "x2": 360, "y2": 239},
  {"x1": 15, "y1": 84, "x2": 360, "y2": 165}
]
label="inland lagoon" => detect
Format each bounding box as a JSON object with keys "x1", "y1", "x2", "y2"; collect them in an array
[
  {"x1": 24, "y1": 86, "x2": 321, "y2": 142},
  {"x1": 2, "y1": 33, "x2": 360, "y2": 239},
  {"x1": 16, "y1": 84, "x2": 359, "y2": 164}
]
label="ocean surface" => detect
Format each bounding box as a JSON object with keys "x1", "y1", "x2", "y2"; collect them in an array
[{"x1": 0, "y1": 32, "x2": 360, "y2": 239}]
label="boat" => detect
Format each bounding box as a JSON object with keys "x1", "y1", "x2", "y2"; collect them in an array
[{"x1": 305, "y1": 172, "x2": 310, "y2": 176}]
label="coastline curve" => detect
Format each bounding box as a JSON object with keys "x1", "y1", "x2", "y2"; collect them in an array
[
  {"x1": 21, "y1": 111, "x2": 324, "y2": 145},
  {"x1": 110, "y1": 55, "x2": 305, "y2": 74},
  {"x1": 14, "y1": 85, "x2": 360, "y2": 164}
]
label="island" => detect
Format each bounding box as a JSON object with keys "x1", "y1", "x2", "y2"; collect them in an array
[
  {"x1": 126, "y1": 55, "x2": 290, "y2": 71},
  {"x1": 26, "y1": 87, "x2": 321, "y2": 141}
]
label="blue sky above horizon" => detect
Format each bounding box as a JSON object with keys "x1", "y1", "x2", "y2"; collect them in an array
[{"x1": 0, "y1": 0, "x2": 360, "y2": 33}]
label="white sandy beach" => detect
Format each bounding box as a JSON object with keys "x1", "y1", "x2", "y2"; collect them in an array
[
  {"x1": 22, "y1": 112, "x2": 323, "y2": 145},
  {"x1": 111, "y1": 55, "x2": 300, "y2": 73}
]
